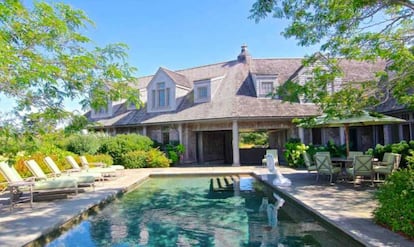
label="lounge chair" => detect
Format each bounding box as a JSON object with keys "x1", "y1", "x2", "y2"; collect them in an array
[
  {"x1": 80, "y1": 156, "x2": 125, "y2": 171},
  {"x1": 314, "y1": 154, "x2": 341, "y2": 184},
  {"x1": 302, "y1": 152, "x2": 317, "y2": 173},
  {"x1": 262, "y1": 149, "x2": 278, "y2": 167},
  {"x1": 0, "y1": 162, "x2": 78, "y2": 210},
  {"x1": 345, "y1": 155, "x2": 374, "y2": 187},
  {"x1": 44, "y1": 156, "x2": 104, "y2": 182},
  {"x1": 66, "y1": 156, "x2": 117, "y2": 177},
  {"x1": 25, "y1": 159, "x2": 95, "y2": 190}
]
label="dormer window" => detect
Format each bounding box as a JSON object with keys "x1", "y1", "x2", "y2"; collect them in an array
[
  {"x1": 194, "y1": 79, "x2": 211, "y2": 103},
  {"x1": 91, "y1": 101, "x2": 113, "y2": 119},
  {"x1": 152, "y1": 82, "x2": 170, "y2": 109},
  {"x1": 197, "y1": 86, "x2": 208, "y2": 99},
  {"x1": 259, "y1": 81, "x2": 274, "y2": 97},
  {"x1": 253, "y1": 75, "x2": 278, "y2": 98}
]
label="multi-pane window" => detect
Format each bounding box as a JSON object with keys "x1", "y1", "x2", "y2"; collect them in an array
[
  {"x1": 152, "y1": 82, "x2": 170, "y2": 109},
  {"x1": 197, "y1": 86, "x2": 208, "y2": 99},
  {"x1": 259, "y1": 81, "x2": 274, "y2": 97}
]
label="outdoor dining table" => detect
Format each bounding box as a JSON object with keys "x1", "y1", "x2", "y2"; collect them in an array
[
  {"x1": 331, "y1": 157, "x2": 353, "y2": 168},
  {"x1": 331, "y1": 156, "x2": 379, "y2": 182},
  {"x1": 330, "y1": 157, "x2": 354, "y2": 182}
]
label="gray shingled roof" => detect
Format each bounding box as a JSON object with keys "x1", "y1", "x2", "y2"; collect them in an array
[
  {"x1": 89, "y1": 56, "x2": 386, "y2": 127},
  {"x1": 160, "y1": 67, "x2": 192, "y2": 89}
]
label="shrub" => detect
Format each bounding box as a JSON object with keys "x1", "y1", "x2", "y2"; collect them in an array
[
  {"x1": 373, "y1": 164, "x2": 414, "y2": 238},
  {"x1": 121, "y1": 150, "x2": 147, "y2": 169},
  {"x1": 98, "y1": 134, "x2": 153, "y2": 166},
  {"x1": 240, "y1": 131, "x2": 268, "y2": 147},
  {"x1": 65, "y1": 134, "x2": 102, "y2": 155},
  {"x1": 283, "y1": 138, "x2": 307, "y2": 168},
  {"x1": 325, "y1": 140, "x2": 346, "y2": 158},
  {"x1": 82, "y1": 153, "x2": 113, "y2": 167},
  {"x1": 165, "y1": 143, "x2": 185, "y2": 165},
  {"x1": 146, "y1": 149, "x2": 170, "y2": 168},
  {"x1": 121, "y1": 149, "x2": 170, "y2": 168},
  {"x1": 366, "y1": 141, "x2": 414, "y2": 168}
]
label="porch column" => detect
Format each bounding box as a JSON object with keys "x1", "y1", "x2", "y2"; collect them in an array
[
  {"x1": 383, "y1": 125, "x2": 391, "y2": 144},
  {"x1": 298, "y1": 127, "x2": 304, "y2": 142},
  {"x1": 339, "y1": 126, "x2": 345, "y2": 146},
  {"x1": 183, "y1": 125, "x2": 189, "y2": 162},
  {"x1": 232, "y1": 120, "x2": 240, "y2": 166},
  {"x1": 178, "y1": 124, "x2": 183, "y2": 144},
  {"x1": 142, "y1": 126, "x2": 147, "y2": 137},
  {"x1": 197, "y1": 132, "x2": 204, "y2": 163}
]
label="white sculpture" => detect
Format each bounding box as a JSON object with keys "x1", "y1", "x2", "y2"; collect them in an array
[
  {"x1": 266, "y1": 193, "x2": 285, "y2": 228},
  {"x1": 266, "y1": 154, "x2": 292, "y2": 187}
]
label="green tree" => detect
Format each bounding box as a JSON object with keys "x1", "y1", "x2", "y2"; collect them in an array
[
  {"x1": 0, "y1": 0, "x2": 141, "y2": 124},
  {"x1": 250, "y1": 0, "x2": 414, "y2": 117},
  {"x1": 64, "y1": 115, "x2": 91, "y2": 135}
]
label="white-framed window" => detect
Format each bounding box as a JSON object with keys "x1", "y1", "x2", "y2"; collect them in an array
[
  {"x1": 254, "y1": 75, "x2": 278, "y2": 98},
  {"x1": 152, "y1": 82, "x2": 170, "y2": 109},
  {"x1": 194, "y1": 80, "x2": 211, "y2": 103},
  {"x1": 259, "y1": 81, "x2": 274, "y2": 97},
  {"x1": 197, "y1": 86, "x2": 208, "y2": 99}
]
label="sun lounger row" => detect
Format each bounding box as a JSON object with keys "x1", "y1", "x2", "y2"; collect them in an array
[{"x1": 0, "y1": 155, "x2": 124, "y2": 211}]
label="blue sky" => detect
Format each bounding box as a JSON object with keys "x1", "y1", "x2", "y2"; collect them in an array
[
  {"x1": 62, "y1": 0, "x2": 319, "y2": 76},
  {"x1": 3, "y1": 0, "x2": 319, "y2": 113}
]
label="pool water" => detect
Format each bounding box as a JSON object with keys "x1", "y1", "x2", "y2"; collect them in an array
[{"x1": 44, "y1": 176, "x2": 361, "y2": 247}]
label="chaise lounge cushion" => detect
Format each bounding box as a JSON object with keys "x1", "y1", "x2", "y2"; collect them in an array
[{"x1": 33, "y1": 178, "x2": 78, "y2": 191}]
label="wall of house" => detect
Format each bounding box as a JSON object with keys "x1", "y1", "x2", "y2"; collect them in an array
[
  {"x1": 176, "y1": 86, "x2": 190, "y2": 106},
  {"x1": 149, "y1": 128, "x2": 162, "y2": 143}
]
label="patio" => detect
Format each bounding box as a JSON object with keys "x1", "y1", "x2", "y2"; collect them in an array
[{"x1": 0, "y1": 166, "x2": 412, "y2": 247}]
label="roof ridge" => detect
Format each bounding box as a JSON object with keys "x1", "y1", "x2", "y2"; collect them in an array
[
  {"x1": 174, "y1": 60, "x2": 235, "y2": 73},
  {"x1": 253, "y1": 57, "x2": 304, "y2": 60}
]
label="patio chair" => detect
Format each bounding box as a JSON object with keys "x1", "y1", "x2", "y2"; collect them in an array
[
  {"x1": 80, "y1": 156, "x2": 125, "y2": 171},
  {"x1": 345, "y1": 155, "x2": 374, "y2": 187},
  {"x1": 393, "y1": 153, "x2": 402, "y2": 171},
  {"x1": 314, "y1": 154, "x2": 341, "y2": 184},
  {"x1": 66, "y1": 155, "x2": 117, "y2": 177},
  {"x1": 302, "y1": 152, "x2": 317, "y2": 173},
  {"x1": 44, "y1": 156, "x2": 104, "y2": 182},
  {"x1": 0, "y1": 162, "x2": 78, "y2": 210},
  {"x1": 262, "y1": 149, "x2": 278, "y2": 167},
  {"x1": 347, "y1": 151, "x2": 363, "y2": 160},
  {"x1": 315, "y1": 151, "x2": 330, "y2": 157},
  {"x1": 373, "y1": 152, "x2": 398, "y2": 181},
  {"x1": 25, "y1": 159, "x2": 96, "y2": 190}
]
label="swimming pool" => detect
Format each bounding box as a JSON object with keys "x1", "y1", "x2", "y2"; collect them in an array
[{"x1": 41, "y1": 175, "x2": 363, "y2": 246}]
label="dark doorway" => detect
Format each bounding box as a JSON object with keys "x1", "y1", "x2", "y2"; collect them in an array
[{"x1": 197, "y1": 131, "x2": 233, "y2": 164}]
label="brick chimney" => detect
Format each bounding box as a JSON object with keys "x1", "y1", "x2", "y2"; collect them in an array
[{"x1": 237, "y1": 44, "x2": 251, "y2": 64}]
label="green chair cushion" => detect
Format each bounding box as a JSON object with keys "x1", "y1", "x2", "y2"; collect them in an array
[
  {"x1": 346, "y1": 168, "x2": 372, "y2": 176},
  {"x1": 67, "y1": 174, "x2": 95, "y2": 184},
  {"x1": 110, "y1": 165, "x2": 125, "y2": 170},
  {"x1": 373, "y1": 166, "x2": 392, "y2": 174},
  {"x1": 318, "y1": 166, "x2": 341, "y2": 175},
  {"x1": 34, "y1": 178, "x2": 77, "y2": 191}
]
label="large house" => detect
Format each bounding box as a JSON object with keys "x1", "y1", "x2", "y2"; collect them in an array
[{"x1": 87, "y1": 45, "x2": 411, "y2": 165}]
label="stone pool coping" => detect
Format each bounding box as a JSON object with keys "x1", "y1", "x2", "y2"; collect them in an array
[{"x1": 0, "y1": 166, "x2": 412, "y2": 247}]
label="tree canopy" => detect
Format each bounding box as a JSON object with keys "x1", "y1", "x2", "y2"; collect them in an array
[
  {"x1": 0, "y1": 0, "x2": 141, "y2": 125},
  {"x1": 250, "y1": 0, "x2": 414, "y2": 117}
]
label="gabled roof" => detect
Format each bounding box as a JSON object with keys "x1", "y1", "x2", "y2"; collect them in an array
[
  {"x1": 88, "y1": 49, "x2": 387, "y2": 127},
  {"x1": 160, "y1": 67, "x2": 192, "y2": 89}
]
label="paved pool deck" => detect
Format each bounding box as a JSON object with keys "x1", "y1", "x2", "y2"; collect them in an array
[{"x1": 0, "y1": 166, "x2": 412, "y2": 247}]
